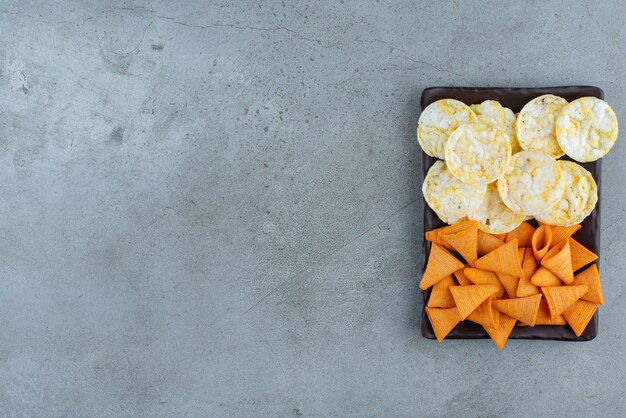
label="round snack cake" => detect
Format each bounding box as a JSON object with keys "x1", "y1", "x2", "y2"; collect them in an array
[
  {"x1": 469, "y1": 183, "x2": 526, "y2": 234},
  {"x1": 535, "y1": 161, "x2": 597, "y2": 226},
  {"x1": 556, "y1": 96, "x2": 618, "y2": 162},
  {"x1": 497, "y1": 151, "x2": 564, "y2": 217},
  {"x1": 516, "y1": 94, "x2": 568, "y2": 158},
  {"x1": 444, "y1": 119, "x2": 512, "y2": 186},
  {"x1": 422, "y1": 160, "x2": 487, "y2": 224},
  {"x1": 471, "y1": 100, "x2": 520, "y2": 153},
  {"x1": 417, "y1": 99, "x2": 476, "y2": 159}
]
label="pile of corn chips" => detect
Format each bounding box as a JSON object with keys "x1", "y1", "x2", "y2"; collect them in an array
[{"x1": 421, "y1": 220, "x2": 602, "y2": 349}]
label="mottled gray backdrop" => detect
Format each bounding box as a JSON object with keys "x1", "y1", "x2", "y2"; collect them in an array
[{"x1": 0, "y1": 1, "x2": 624, "y2": 417}]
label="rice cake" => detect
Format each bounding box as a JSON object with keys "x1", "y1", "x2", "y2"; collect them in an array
[
  {"x1": 471, "y1": 100, "x2": 520, "y2": 153},
  {"x1": 444, "y1": 120, "x2": 511, "y2": 185},
  {"x1": 417, "y1": 99, "x2": 476, "y2": 159},
  {"x1": 422, "y1": 160, "x2": 487, "y2": 224},
  {"x1": 469, "y1": 183, "x2": 525, "y2": 234},
  {"x1": 517, "y1": 94, "x2": 568, "y2": 158},
  {"x1": 556, "y1": 96, "x2": 618, "y2": 162},
  {"x1": 497, "y1": 151, "x2": 564, "y2": 216},
  {"x1": 536, "y1": 161, "x2": 597, "y2": 226}
]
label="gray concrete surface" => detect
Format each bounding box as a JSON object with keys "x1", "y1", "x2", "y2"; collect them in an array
[{"x1": 0, "y1": 0, "x2": 625, "y2": 416}]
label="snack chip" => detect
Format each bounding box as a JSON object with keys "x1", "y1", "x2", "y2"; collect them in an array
[
  {"x1": 542, "y1": 284, "x2": 589, "y2": 319},
  {"x1": 419, "y1": 243, "x2": 465, "y2": 290},
  {"x1": 445, "y1": 120, "x2": 512, "y2": 185},
  {"x1": 516, "y1": 94, "x2": 568, "y2": 158},
  {"x1": 493, "y1": 294, "x2": 542, "y2": 327},
  {"x1": 569, "y1": 238, "x2": 598, "y2": 272},
  {"x1": 475, "y1": 239, "x2": 523, "y2": 277},
  {"x1": 467, "y1": 298, "x2": 499, "y2": 329},
  {"x1": 530, "y1": 267, "x2": 562, "y2": 287},
  {"x1": 450, "y1": 284, "x2": 500, "y2": 319},
  {"x1": 453, "y1": 267, "x2": 473, "y2": 286},
  {"x1": 519, "y1": 300, "x2": 567, "y2": 326},
  {"x1": 477, "y1": 230, "x2": 504, "y2": 255},
  {"x1": 532, "y1": 224, "x2": 552, "y2": 262},
  {"x1": 484, "y1": 313, "x2": 517, "y2": 350},
  {"x1": 464, "y1": 268, "x2": 506, "y2": 299},
  {"x1": 571, "y1": 264, "x2": 603, "y2": 305},
  {"x1": 496, "y1": 272, "x2": 519, "y2": 299},
  {"x1": 418, "y1": 99, "x2": 476, "y2": 159},
  {"x1": 517, "y1": 249, "x2": 541, "y2": 297},
  {"x1": 562, "y1": 300, "x2": 598, "y2": 336},
  {"x1": 425, "y1": 220, "x2": 480, "y2": 250},
  {"x1": 556, "y1": 96, "x2": 619, "y2": 162},
  {"x1": 423, "y1": 161, "x2": 487, "y2": 224},
  {"x1": 442, "y1": 223, "x2": 478, "y2": 265},
  {"x1": 425, "y1": 306, "x2": 462, "y2": 342},
  {"x1": 541, "y1": 239, "x2": 574, "y2": 284},
  {"x1": 427, "y1": 275, "x2": 456, "y2": 308},
  {"x1": 505, "y1": 221, "x2": 536, "y2": 247},
  {"x1": 546, "y1": 224, "x2": 582, "y2": 246}
]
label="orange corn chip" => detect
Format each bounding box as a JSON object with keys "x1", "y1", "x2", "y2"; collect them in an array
[
  {"x1": 484, "y1": 313, "x2": 517, "y2": 350},
  {"x1": 548, "y1": 224, "x2": 582, "y2": 247},
  {"x1": 521, "y1": 248, "x2": 538, "y2": 279},
  {"x1": 441, "y1": 223, "x2": 478, "y2": 265},
  {"x1": 419, "y1": 243, "x2": 465, "y2": 290},
  {"x1": 477, "y1": 231, "x2": 504, "y2": 256},
  {"x1": 467, "y1": 298, "x2": 499, "y2": 329},
  {"x1": 427, "y1": 275, "x2": 456, "y2": 308},
  {"x1": 453, "y1": 266, "x2": 473, "y2": 285},
  {"x1": 571, "y1": 264, "x2": 604, "y2": 305},
  {"x1": 530, "y1": 267, "x2": 562, "y2": 287},
  {"x1": 496, "y1": 272, "x2": 519, "y2": 299},
  {"x1": 454, "y1": 267, "x2": 471, "y2": 285},
  {"x1": 519, "y1": 300, "x2": 566, "y2": 326},
  {"x1": 542, "y1": 284, "x2": 589, "y2": 319},
  {"x1": 532, "y1": 225, "x2": 552, "y2": 262},
  {"x1": 541, "y1": 239, "x2": 574, "y2": 284},
  {"x1": 425, "y1": 220, "x2": 480, "y2": 250},
  {"x1": 491, "y1": 233, "x2": 506, "y2": 241},
  {"x1": 505, "y1": 221, "x2": 536, "y2": 247},
  {"x1": 449, "y1": 284, "x2": 500, "y2": 319},
  {"x1": 464, "y1": 268, "x2": 505, "y2": 299},
  {"x1": 569, "y1": 238, "x2": 598, "y2": 272},
  {"x1": 562, "y1": 300, "x2": 598, "y2": 337},
  {"x1": 493, "y1": 294, "x2": 542, "y2": 326},
  {"x1": 475, "y1": 239, "x2": 523, "y2": 277},
  {"x1": 516, "y1": 275, "x2": 541, "y2": 297},
  {"x1": 425, "y1": 306, "x2": 462, "y2": 342}
]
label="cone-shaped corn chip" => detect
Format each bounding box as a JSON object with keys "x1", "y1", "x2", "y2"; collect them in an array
[
  {"x1": 542, "y1": 284, "x2": 589, "y2": 319},
  {"x1": 450, "y1": 284, "x2": 500, "y2": 319},
  {"x1": 475, "y1": 239, "x2": 523, "y2": 277},
  {"x1": 562, "y1": 299, "x2": 598, "y2": 337},
  {"x1": 532, "y1": 225, "x2": 552, "y2": 262},
  {"x1": 571, "y1": 264, "x2": 603, "y2": 305},
  {"x1": 505, "y1": 221, "x2": 536, "y2": 247},
  {"x1": 541, "y1": 239, "x2": 574, "y2": 284},
  {"x1": 419, "y1": 243, "x2": 465, "y2": 290},
  {"x1": 569, "y1": 237, "x2": 598, "y2": 273},
  {"x1": 425, "y1": 306, "x2": 462, "y2": 342},
  {"x1": 427, "y1": 275, "x2": 456, "y2": 308},
  {"x1": 493, "y1": 294, "x2": 542, "y2": 326}
]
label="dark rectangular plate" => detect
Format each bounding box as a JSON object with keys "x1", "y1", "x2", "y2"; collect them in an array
[{"x1": 421, "y1": 86, "x2": 602, "y2": 341}]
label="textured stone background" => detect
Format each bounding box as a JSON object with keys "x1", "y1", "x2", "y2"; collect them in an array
[{"x1": 0, "y1": 1, "x2": 625, "y2": 416}]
